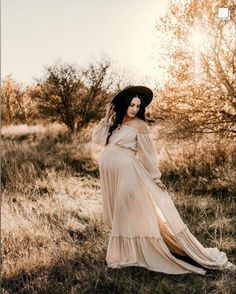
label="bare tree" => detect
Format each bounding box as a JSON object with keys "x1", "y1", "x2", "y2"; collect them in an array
[
  {"x1": 76, "y1": 59, "x2": 114, "y2": 129},
  {"x1": 31, "y1": 59, "x2": 115, "y2": 131},
  {"x1": 32, "y1": 62, "x2": 82, "y2": 130},
  {"x1": 152, "y1": 0, "x2": 236, "y2": 139},
  {"x1": 1, "y1": 76, "x2": 27, "y2": 124}
]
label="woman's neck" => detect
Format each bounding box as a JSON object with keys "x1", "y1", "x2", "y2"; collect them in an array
[{"x1": 122, "y1": 115, "x2": 136, "y2": 123}]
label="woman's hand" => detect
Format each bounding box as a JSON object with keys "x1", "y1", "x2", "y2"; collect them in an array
[
  {"x1": 153, "y1": 178, "x2": 167, "y2": 191},
  {"x1": 104, "y1": 102, "x2": 116, "y2": 124}
]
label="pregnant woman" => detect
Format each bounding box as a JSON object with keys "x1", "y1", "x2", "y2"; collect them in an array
[{"x1": 91, "y1": 85, "x2": 235, "y2": 275}]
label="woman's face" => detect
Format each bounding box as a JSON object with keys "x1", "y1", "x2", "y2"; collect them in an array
[{"x1": 126, "y1": 97, "x2": 141, "y2": 118}]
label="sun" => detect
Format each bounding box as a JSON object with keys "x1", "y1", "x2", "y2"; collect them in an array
[
  {"x1": 187, "y1": 25, "x2": 209, "y2": 50},
  {"x1": 187, "y1": 24, "x2": 211, "y2": 82},
  {"x1": 187, "y1": 23, "x2": 211, "y2": 52}
]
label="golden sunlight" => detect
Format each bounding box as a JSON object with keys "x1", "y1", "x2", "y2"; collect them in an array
[{"x1": 187, "y1": 24, "x2": 210, "y2": 81}]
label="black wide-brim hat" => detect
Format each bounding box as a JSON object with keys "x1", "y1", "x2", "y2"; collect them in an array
[{"x1": 111, "y1": 85, "x2": 153, "y2": 108}]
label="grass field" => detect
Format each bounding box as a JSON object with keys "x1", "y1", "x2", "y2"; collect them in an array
[{"x1": 1, "y1": 122, "x2": 236, "y2": 294}]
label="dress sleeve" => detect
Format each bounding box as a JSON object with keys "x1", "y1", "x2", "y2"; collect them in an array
[
  {"x1": 91, "y1": 118, "x2": 112, "y2": 146},
  {"x1": 137, "y1": 126, "x2": 162, "y2": 181}
]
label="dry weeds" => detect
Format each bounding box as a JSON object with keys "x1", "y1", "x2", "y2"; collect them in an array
[{"x1": 1, "y1": 123, "x2": 235, "y2": 294}]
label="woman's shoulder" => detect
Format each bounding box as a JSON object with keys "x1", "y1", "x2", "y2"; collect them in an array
[{"x1": 134, "y1": 117, "x2": 150, "y2": 133}]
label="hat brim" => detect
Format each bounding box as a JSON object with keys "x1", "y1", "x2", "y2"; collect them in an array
[{"x1": 111, "y1": 86, "x2": 153, "y2": 107}]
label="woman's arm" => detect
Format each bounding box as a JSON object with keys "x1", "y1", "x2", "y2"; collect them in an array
[
  {"x1": 92, "y1": 118, "x2": 113, "y2": 146},
  {"x1": 91, "y1": 102, "x2": 116, "y2": 146},
  {"x1": 136, "y1": 123, "x2": 167, "y2": 191}
]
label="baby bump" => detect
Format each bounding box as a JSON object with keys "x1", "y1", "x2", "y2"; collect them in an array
[{"x1": 99, "y1": 144, "x2": 136, "y2": 174}]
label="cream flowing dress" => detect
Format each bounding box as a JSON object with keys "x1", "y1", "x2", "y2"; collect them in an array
[{"x1": 91, "y1": 117, "x2": 235, "y2": 275}]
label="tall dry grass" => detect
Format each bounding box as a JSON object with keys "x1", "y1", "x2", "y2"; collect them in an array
[
  {"x1": 1, "y1": 123, "x2": 235, "y2": 293},
  {"x1": 158, "y1": 136, "x2": 236, "y2": 197}
]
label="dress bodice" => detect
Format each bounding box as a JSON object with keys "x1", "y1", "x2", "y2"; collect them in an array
[
  {"x1": 92, "y1": 118, "x2": 162, "y2": 181},
  {"x1": 107, "y1": 124, "x2": 138, "y2": 152}
]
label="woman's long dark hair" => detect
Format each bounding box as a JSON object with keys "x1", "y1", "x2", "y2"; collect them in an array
[{"x1": 106, "y1": 93, "x2": 146, "y2": 145}]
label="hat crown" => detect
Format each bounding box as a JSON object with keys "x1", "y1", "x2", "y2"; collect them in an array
[{"x1": 112, "y1": 85, "x2": 153, "y2": 107}]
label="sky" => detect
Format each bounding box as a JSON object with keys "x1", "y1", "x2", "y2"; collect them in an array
[{"x1": 2, "y1": 0, "x2": 168, "y2": 87}]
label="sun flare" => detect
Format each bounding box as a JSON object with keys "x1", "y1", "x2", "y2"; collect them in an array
[
  {"x1": 187, "y1": 24, "x2": 210, "y2": 81},
  {"x1": 188, "y1": 25, "x2": 210, "y2": 50}
]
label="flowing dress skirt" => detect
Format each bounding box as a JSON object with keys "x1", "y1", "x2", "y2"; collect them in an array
[{"x1": 98, "y1": 143, "x2": 232, "y2": 275}]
